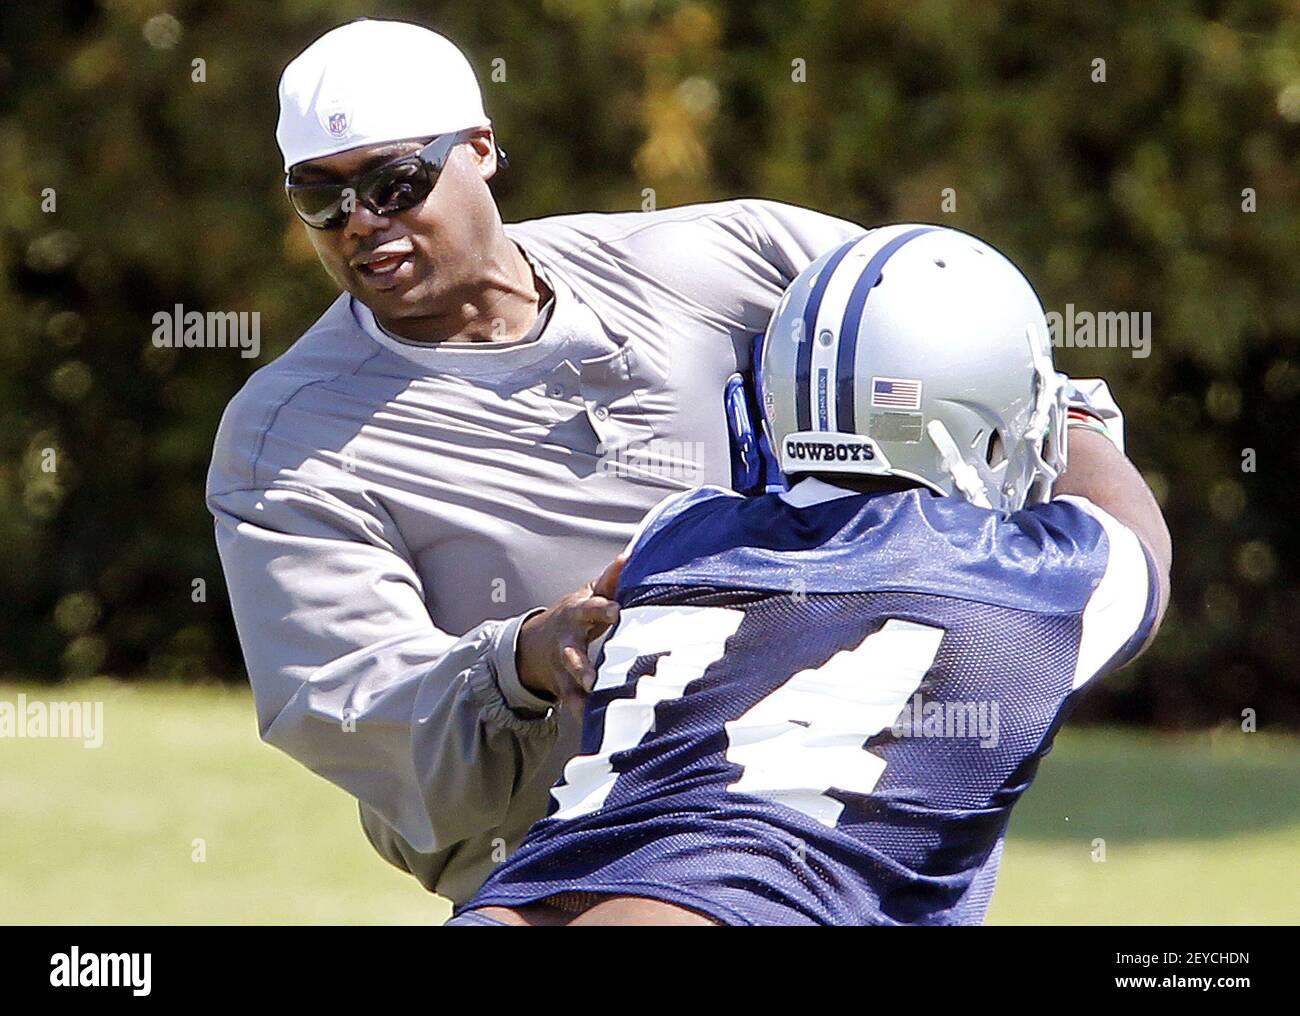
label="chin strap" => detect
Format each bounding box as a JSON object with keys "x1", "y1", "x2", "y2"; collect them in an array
[{"x1": 927, "y1": 419, "x2": 992, "y2": 508}]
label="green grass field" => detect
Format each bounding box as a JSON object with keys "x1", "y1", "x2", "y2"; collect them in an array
[{"x1": 1, "y1": 679, "x2": 1296, "y2": 924}]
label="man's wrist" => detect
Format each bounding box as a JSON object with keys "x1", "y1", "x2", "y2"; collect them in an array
[
  {"x1": 1067, "y1": 406, "x2": 1120, "y2": 449},
  {"x1": 1063, "y1": 376, "x2": 1126, "y2": 453},
  {"x1": 489, "y1": 608, "x2": 554, "y2": 715}
]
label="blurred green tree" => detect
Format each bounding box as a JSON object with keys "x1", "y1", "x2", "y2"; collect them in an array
[{"x1": 1, "y1": 0, "x2": 1295, "y2": 726}]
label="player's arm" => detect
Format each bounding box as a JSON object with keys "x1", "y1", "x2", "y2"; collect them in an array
[
  {"x1": 208, "y1": 480, "x2": 595, "y2": 893},
  {"x1": 1052, "y1": 426, "x2": 1172, "y2": 633},
  {"x1": 730, "y1": 197, "x2": 869, "y2": 285}
]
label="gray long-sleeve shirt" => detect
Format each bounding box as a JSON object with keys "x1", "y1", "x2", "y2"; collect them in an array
[{"x1": 206, "y1": 198, "x2": 867, "y2": 903}]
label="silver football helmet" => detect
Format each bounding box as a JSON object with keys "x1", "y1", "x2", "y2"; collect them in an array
[{"x1": 759, "y1": 224, "x2": 1068, "y2": 511}]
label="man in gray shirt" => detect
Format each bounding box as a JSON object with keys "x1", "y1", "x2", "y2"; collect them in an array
[{"x1": 207, "y1": 18, "x2": 866, "y2": 906}]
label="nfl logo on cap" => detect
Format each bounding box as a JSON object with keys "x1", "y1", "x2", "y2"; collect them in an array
[{"x1": 316, "y1": 98, "x2": 352, "y2": 141}]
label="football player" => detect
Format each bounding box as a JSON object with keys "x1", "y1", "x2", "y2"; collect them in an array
[{"x1": 450, "y1": 225, "x2": 1171, "y2": 925}]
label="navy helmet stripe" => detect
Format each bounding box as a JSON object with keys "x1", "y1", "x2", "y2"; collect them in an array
[
  {"x1": 834, "y1": 226, "x2": 937, "y2": 433},
  {"x1": 795, "y1": 237, "x2": 861, "y2": 432}
]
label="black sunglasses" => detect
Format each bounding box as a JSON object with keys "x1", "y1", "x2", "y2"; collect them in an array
[{"x1": 285, "y1": 130, "x2": 507, "y2": 230}]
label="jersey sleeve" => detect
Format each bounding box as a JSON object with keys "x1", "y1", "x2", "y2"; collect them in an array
[{"x1": 1030, "y1": 495, "x2": 1161, "y2": 688}]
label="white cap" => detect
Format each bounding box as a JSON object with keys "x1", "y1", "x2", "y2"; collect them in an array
[{"x1": 276, "y1": 19, "x2": 490, "y2": 172}]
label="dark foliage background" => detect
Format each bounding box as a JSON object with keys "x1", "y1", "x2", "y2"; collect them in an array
[{"x1": 1, "y1": 0, "x2": 1296, "y2": 727}]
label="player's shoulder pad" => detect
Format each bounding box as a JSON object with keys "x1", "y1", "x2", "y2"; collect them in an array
[
  {"x1": 1015, "y1": 495, "x2": 1146, "y2": 570},
  {"x1": 617, "y1": 485, "x2": 740, "y2": 592},
  {"x1": 1022, "y1": 494, "x2": 1160, "y2": 677}
]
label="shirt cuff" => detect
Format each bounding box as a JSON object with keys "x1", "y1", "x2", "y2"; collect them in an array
[{"x1": 489, "y1": 608, "x2": 554, "y2": 716}]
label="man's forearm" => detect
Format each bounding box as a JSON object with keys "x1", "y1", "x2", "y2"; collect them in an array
[{"x1": 210, "y1": 486, "x2": 563, "y2": 880}]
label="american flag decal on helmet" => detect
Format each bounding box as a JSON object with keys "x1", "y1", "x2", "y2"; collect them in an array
[{"x1": 871, "y1": 377, "x2": 922, "y2": 409}]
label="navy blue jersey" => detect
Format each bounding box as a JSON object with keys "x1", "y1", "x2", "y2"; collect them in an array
[{"x1": 466, "y1": 478, "x2": 1159, "y2": 925}]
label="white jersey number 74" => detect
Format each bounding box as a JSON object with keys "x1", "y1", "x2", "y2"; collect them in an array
[{"x1": 551, "y1": 605, "x2": 943, "y2": 826}]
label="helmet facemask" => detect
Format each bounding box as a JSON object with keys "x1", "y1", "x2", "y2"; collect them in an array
[
  {"x1": 1018, "y1": 322, "x2": 1070, "y2": 508},
  {"x1": 922, "y1": 324, "x2": 1069, "y2": 513}
]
